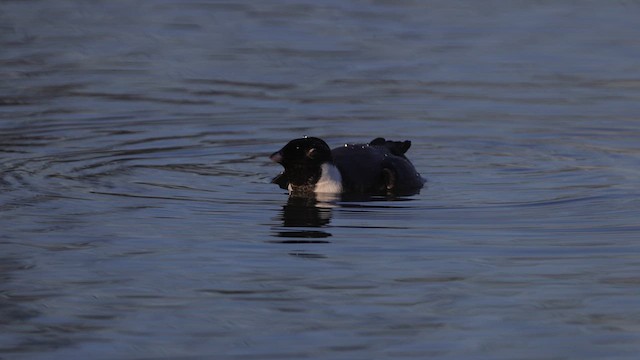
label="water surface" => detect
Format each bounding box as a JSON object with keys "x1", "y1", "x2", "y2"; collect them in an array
[{"x1": 2, "y1": 1, "x2": 640, "y2": 359}]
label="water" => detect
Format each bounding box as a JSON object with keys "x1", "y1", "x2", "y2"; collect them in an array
[{"x1": 2, "y1": 1, "x2": 640, "y2": 359}]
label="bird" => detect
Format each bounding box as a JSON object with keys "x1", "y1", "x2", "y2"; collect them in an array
[{"x1": 270, "y1": 137, "x2": 425, "y2": 196}]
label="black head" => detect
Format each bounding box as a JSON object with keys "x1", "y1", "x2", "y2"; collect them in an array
[
  {"x1": 270, "y1": 137, "x2": 333, "y2": 188},
  {"x1": 270, "y1": 137, "x2": 332, "y2": 166}
]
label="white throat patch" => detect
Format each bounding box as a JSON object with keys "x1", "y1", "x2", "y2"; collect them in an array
[{"x1": 314, "y1": 163, "x2": 343, "y2": 194}]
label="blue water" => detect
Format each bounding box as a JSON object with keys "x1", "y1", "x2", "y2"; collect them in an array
[{"x1": 2, "y1": 1, "x2": 640, "y2": 359}]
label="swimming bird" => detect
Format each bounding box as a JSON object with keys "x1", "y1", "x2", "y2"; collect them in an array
[{"x1": 270, "y1": 137, "x2": 425, "y2": 196}]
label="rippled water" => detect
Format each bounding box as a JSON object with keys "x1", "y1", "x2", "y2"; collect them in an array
[{"x1": 2, "y1": 1, "x2": 640, "y2": 359}]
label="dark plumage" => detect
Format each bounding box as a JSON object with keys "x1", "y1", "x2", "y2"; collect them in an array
[{"x1": 270, "y1": 137, "x2": 425, "y2": 196}]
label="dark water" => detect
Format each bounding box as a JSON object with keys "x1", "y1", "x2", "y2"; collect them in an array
[{"x1": 2, "y1": 1, "x2": 640, "y2": 359}]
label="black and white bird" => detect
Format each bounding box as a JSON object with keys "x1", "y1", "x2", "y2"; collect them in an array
[{"x1": 270, "y1": 137, "x2": 425, "y2": 196}]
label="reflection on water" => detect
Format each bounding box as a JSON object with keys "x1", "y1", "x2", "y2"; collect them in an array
[
  {"x1": 2, "y1": 0, "x2": 640, "y2": 359},
  {"x1": 271, "y1": 193, "x2": 422, "y2": 242},
  {"x1": 273, "y1": 196, "x2": 334, "y2": 240}
]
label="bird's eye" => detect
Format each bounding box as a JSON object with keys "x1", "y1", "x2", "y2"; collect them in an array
[{"x1": 296, "y1": 146, "x2": 300, "y2": 150}]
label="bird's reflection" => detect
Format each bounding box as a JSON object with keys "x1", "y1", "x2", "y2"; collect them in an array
[{"x1": 270, "y1": 195, "x2": 335, "y2": 244}]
